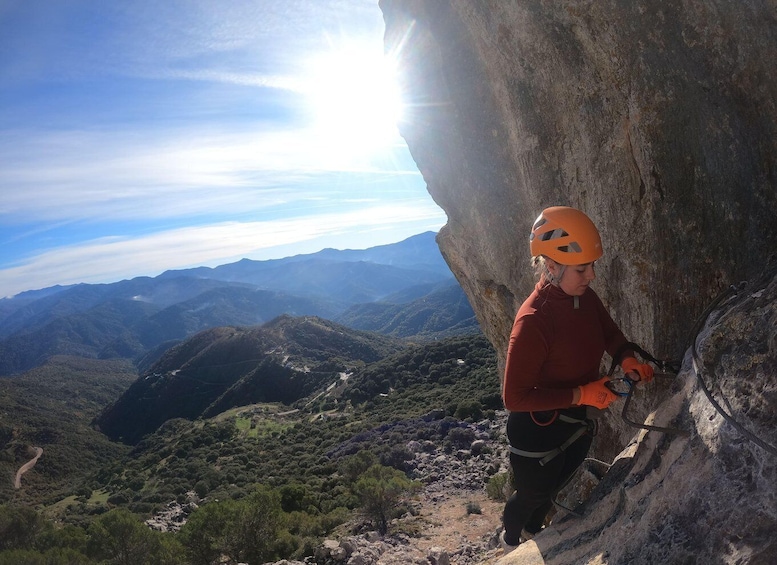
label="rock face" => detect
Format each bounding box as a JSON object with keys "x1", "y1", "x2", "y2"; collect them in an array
[
  {"x1": 379, "y1": 1, "x2": 777, "y2": 563},
  {"x1": 380, "y1": 0, "x2": 777, "y2": 366}
]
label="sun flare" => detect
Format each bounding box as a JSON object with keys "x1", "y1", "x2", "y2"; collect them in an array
[{"x1": 302, "y1": 44, "x2": 404, "y2": 156}]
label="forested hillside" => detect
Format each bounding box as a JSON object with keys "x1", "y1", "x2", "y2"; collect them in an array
[
  {"x1": 0, "y1": 330, "x2": 500, "y2": 564},
  {"x1": 0, "y1": 357, "x2": 136, "y2": 505},
  {"x1": 94, "y1": 316, "x2": 410, "y2": 444}
]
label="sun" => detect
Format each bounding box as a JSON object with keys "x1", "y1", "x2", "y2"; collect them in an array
[{"x1": 301, "y1": 44, "x2": 405, "y2": 156}]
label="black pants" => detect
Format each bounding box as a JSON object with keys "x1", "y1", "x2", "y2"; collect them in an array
[{"x1": 502, "y1": 411, "x2": 593, "y2": 545}]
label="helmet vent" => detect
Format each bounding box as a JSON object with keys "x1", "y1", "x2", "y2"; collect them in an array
[
  {"x1": 558, "y1": 241, "x2": 582, "y2": 253},
  {"x1": 540, "y1": 228, "x2": 568, "y2": 241}
]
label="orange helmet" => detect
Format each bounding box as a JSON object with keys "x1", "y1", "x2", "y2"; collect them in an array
[{"x1": 529, "y1": 206, "x2": 602, "y2": 264}]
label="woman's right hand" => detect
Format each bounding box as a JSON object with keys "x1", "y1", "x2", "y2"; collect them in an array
[{"x1": 577, "y1": 376, "x2": 618, "y2": 409}]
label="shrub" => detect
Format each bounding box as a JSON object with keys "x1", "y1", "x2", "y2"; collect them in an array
[
  {"x1": 179, "y1": 485, "x2": 286, "y2": 565},
  {"x1": 379, "y1": 445, "x2": 413, "y2": 471},
  {"x1": 38, "y1": 523, "x2": 88, "y2": 554},
  {"x1": 354, "y1": 464, "x2": 420, "y2": 535},
  {"x1": 455, "y1": 400, "x2": 483, "y2": 421},
  {"x1": 339, "y1": 451, "x2": 378, "y2": 483},
  {"x1": 279, "y1": 483, "x2": 317, "y2": 514},
  {"x1": 465, "y1": 501, "x2": 482, "y2": 515},
  {"x1": 106, "y1": 491, "x2": 130, "y2": 505},
  {"x1": 486, "y1": 472, "x2": 513, "y2": 502},
  {"x1": 444, "y1": 427, "x2": 475, "y2": 451},
  {"x1": 193, "y1": 481, "x2": 209, "y2": 499},
  {"x1": 9, "y1": 546, "x2": 95, "y2": 564},
  {"x1": 0, "y1": 504, "x2": 49, "y2": 551},
  {"x1": 86, "y1": 508, "x2": 164, "y2": 565}
]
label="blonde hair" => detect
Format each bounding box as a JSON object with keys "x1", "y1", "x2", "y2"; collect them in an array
[{"x1": 531, "y1": 255, "x2": 565, "y2": 285}]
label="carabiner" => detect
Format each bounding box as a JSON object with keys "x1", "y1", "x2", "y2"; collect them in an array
[
  {"x1": 605, "y1": 376, "x2": 635, "y2": 397},
  {"x1": 603, "y1": 342, "x2": 688, "y2": 436}
]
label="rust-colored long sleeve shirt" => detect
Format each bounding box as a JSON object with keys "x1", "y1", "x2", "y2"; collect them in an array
[{"x1": 502, "y1": 281, "x2": 628, "y2": 412}]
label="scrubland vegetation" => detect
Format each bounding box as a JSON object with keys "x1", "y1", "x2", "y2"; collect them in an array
[{"x1": 0, "y1": 332, "x2": 500, "y2": 564}]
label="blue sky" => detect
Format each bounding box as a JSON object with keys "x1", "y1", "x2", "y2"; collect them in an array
[{"x1": 0, "y1": 0, "x2": 446, "y2": 298}]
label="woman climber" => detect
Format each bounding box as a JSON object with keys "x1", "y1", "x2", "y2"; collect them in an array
[{"x1": 500, "y1": 206, "x2": 653, "y2": 552}]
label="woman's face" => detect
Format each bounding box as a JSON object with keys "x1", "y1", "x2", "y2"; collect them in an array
[{"x1": 548, "y1": 260, "x2": 596, "y2": 296}]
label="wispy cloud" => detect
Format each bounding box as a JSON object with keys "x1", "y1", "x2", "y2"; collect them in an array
[
  {"x1": 0, "y1": 1, "x2": 446, "y2": 299},
  {"x1": 0, "y1": 124, "x2": 420, "y2": 222},
  {"x1": 163, "y1": 69, "x2": 305, "y2": 90},
  {"x1": 0, "y1": 1, "x2": 381, "y2": 82}
]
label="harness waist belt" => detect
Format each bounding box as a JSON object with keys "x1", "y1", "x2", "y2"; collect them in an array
[
  {"x1": 558, "y1": 414, "x2": 587, "y2": 425},
  {"x1": 508, "y1": 420, "x2": 590, "y2": 466}
]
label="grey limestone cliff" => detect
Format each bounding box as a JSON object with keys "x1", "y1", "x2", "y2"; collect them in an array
[
  {"x1": 380, "y1": 0, "x2": 777, "y2": 362},
  {"x1": 379, "y1": 1, "x2": 777, "y2": 563}
]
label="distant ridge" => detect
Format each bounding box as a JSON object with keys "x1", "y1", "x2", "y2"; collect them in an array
[
  {"x1": 336, "y1": 282, "x2": 478, "y2": 338},
  {"x1": 0, "y1": 232, "x2": 477, "y2": 376},
  {"x1": 157, "y1": 231, "x2": 451, "y2": 285},
  {"x1": 94, "y1": 316, "x2": 408, "y2": 444}
]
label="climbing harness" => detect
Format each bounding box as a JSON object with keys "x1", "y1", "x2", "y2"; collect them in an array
[
  {"x1": 507, "y1": 340, "x2": 686, "y2": 468},
  {"x1": 508, "y1": 413, "x2": 594, "y2": 466},
  {"x1": 605, "y1": 342, "x2": 689, "y2": 437}
]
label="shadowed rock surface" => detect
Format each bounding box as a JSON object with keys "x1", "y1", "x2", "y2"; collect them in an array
[
  {"x1": 381, "y1": 0, "x2": 777, "y2": 365},
  {"x1": 379, "y1": 1, "x2": 777, "y2": 563}
]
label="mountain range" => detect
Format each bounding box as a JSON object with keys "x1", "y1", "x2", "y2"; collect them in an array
[
  {"x1": 0, "y1": 232, "x2": 498, "y2": 564},
  {"x1": 0, "y1": 232, "x2": 478, "y2": 376}
]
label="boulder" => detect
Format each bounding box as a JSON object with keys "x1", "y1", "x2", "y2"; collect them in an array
[{"x1": 428, "y1": 547, "x2": 451, "y2": 565}]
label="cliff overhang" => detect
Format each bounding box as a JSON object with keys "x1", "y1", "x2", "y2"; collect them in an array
[{"x1": 379, "y1": 1, "x2": 777, "y2": 562}]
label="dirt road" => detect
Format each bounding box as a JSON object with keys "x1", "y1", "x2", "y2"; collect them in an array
[{"x1": 14, "y1": 446, "x2": 43, "y2": 489}]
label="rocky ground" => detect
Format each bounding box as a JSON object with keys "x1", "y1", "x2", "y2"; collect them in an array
[
  {"x1": 272, "y1": 412, "x2": 515, "y2": 565},
  {"x1": 149, "y1": 410, "x2": 586, "y2": 564},
  {"x1": 147, "y1": 412, "x2": 516, "y2": 564}
]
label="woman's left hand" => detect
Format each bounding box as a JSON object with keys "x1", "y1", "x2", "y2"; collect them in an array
[{"x1": 621, "y1": 357, "x2": 654, "y2": 383}]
